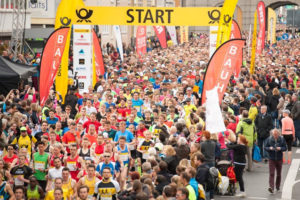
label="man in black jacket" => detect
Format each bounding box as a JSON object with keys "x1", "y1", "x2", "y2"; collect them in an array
[
  {"x1": 291, "y1": 93, "x2": 300, "y2": 146},
  {"x1": 255, "y1": 105, "x2": 273, "y2": 162},
  {"x1": 194, "y1": 153, "x2": 211, "y2": 197},
  {"x1": 265, "y1": 129, "x2": 287, "y2": 193}
]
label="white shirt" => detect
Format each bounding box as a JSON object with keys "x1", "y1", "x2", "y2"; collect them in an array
[
  {"x1": 85, "y1": 106, "x2": 97, "y2": 115},
  {"x1": 48, "y1": 166, "x2": 63, "y2": 180}
]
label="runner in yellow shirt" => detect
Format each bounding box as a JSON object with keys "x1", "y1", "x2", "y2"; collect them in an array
[
  {"x1": 45, "y1": 178, "x2": 71, "y2": 200},
  {"x1": 12, "y1": 127, "x2": 37, "y2": 157}
]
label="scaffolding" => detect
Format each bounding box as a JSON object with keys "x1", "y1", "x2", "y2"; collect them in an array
[{"x1": 10, "y1": 0, "x2": 26, "y2": 58}]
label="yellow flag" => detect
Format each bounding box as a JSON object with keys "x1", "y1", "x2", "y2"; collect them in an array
[
  {"x1": 216, "y1": 0, "x2": 239, "y2": 48},
  {"x1": 180, "y1": 26, "x2": 189, "y2": 43},
  {"x1": 267, "y1": 8, "x2": 276, "y2": 45},
  {"x1": 54, "y1": 0, "x2": 85, "y2": 103},
  {"x1": 184, "y1": 26, "x2": 189, "y2": 42},
  {"x1": 55, "y1": 0, "x2": 85, "y2": 29},
  {"x1": 250, "y1": 11, "x2": 257, "y2": 75},
  {"x1": 92, "y1": 45, "x2": 97, "y2": 87}
]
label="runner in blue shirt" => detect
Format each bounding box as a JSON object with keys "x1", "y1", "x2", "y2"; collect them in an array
[{"x1": 114, "y1": 121, "x2": 134, "y2": 143}]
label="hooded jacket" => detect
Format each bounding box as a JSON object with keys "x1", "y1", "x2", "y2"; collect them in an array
[
  {"x1": 255, "y1": 113, "x2": 273, "y2": 139},
  {"x1": 236, "y1": 118, "x2": 257, "y2": 147}
]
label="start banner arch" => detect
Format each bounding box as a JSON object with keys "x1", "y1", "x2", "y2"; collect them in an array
[{"x1": 73, "y1": 6, "x2": 222, "y2": 26}]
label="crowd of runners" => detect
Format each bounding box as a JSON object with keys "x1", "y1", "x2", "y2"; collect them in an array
[{"x1": 0, "y1": 31, "x2": 300, "y2": 200}]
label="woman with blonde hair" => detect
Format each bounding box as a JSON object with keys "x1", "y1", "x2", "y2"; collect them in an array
[
  {"x1": 179, "y1": 158, "x2": 190, "y2": 168},
  {"x1": 190, "y1": 142, "x2": 201, "y2": 168},
  {"x1": 162, "y1": 145, "x2": 179, "y2": 174}
]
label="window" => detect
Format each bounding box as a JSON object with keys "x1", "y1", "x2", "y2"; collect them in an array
[
  {"x1": 120, "y1": 26, "x2": 127, "y2": 34},
  {"x1": 101, "y1": 25, "x2": 109, "y2": 35}
]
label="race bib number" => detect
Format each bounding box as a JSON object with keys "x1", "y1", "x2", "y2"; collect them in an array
[
  {"x1": 142, "y1": 153, "x2": 149, "y2": 160},
  {"x1": 119, "y1": 153, "x2": 129, "y2": 162},
  {"x1": 35, "y1": 161, "x2": 45, "y2": 170},
  {"x1": 14, "y1": 175, "x2": 24, "y2": 186},
  {"x1": 67, "y1": 161, "x2": 77, "y2": 171}
]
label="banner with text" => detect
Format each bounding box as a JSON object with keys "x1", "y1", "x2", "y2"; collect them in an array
[
  {"x1": 166, "y1": 26, "x2": 177, "y2": 45},
  {"x1": 153, "y1": 26, "x2": 167, "y2": 48},
  {"x1": 39, "y1": 28, "x2": 70, "y2": 106},
  {"x1": 113, "y1": 25, "x2": 124, "y2": 61},
  {"x1": 136, "y1": 26, "x2": 147, "y2": 58},
  {"x1": 256, "y1": 1, "x2": 266, "y2": 54},
  {"x1": 216, "y1": 0, "x2": 238, "y2": 48},
  {"x1": 73, "y1": 6, "x2": 222, "y2": 26},
  {"x1": 250, "y1": 11, "x2": 257, "y2": 75},
  {"x1": 180, "y1": 26, "x2": 189, "y2": 44},
  {"x1": 230, "y1": 20, "x2": 243, "y2": 77},
  {"x1": 209, "y1": 26, "x2": 218, "y2": 58},
  {"x1": 201, "y1": 39, "x2": 245, "y2": 105},
  {"x1": 55, "y1": 0, "x2": 85, "y2": 103},
  {"x1": 92, "y1": 30, "x2": 105, "y2": 85},
  {"x1": 73, "y1": 24, "x2": 93, "y2": 93},
  {"x1": 268, "y1": 8, "x2": 276, "y2": 45}
]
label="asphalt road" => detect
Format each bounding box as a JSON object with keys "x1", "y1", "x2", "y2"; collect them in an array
[{"x1": 215, "y1": 148, "x2": 300, "y2": 200}]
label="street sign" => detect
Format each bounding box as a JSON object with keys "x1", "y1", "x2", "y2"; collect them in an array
[{"x1": 282, "y1": 33, "x2": 289, "y2": 40}]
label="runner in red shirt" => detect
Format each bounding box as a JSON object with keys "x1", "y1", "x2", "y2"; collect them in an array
[
  {"x1": 62, "y1": 121, "x2": 80, "y2": 154},
  {"x1": 91, "y1": 135, "x2": 106, "y2": 163},
  {"x1": 117, "y1": 99, "x2": 131, "y2": 122},
  {"x1": 3, "y1": 144, "x2": 18, "y2": 166},
  {"x1": 83, "y1": 113, "x2": 101, "y2": 132},
  {"x1": 84, "y1": 124, "x2": 97, "y2": 146},
  {"x1": 64, "y1": 145, "x2": 84, "y2": 182}
]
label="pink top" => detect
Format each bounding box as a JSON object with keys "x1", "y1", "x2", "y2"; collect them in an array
[
  {"x1": 218, "y1": 131, "x2": 229, "y2": 149},
  {"x1": 281, "y1": 116, "x2": 295, "y2": 137}
]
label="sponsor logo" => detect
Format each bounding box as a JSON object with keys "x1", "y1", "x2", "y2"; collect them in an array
[
  {"x1": 208, "y1": 9, "x2": 220, "y2": 24},
  {"x1": 74, "y1": 43, "x2": 91, "y2": 46},
  {"x1": 76, "y1": 8, "x2": 93, "y2": 23},
  {"x1": 60, "y1": 17, "x2": 71, "y2": 27},
  {"x1": 78, "y1": 82, "x2": 85, "y2": 89},
  {"x1": 223, "y1": 14, "x2": 232, "y2": 27},
  {"x1": 74, "y1": 29, "x2": 90, "y2": 33},
  {"x1": 79, "y1": 49, "x2": 84, "y2": 55},
  {"x1": 79, "y1": 59, "x2": 85, "y2": 65},
  {"x1": 75, "y1": 67, "x2": 86, "y2": 70}
]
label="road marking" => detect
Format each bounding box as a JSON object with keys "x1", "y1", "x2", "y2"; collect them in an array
[
  {"x1": 282, "y1": 159, "x2": 300, "y2": 200},
  {"x1": 247, "y1": 197, "x2": 268, "y2": 199},
  {"x1": 217, "y1": 196, "x2": 268, "y2": 199},
  {"x1": 296, "y1": 149, "x2": 300, "y2": 154}
]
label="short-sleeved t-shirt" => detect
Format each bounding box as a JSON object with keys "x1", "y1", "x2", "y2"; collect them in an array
[
  {"x1": 3, "y1": 154, "x2": 18, "y2": 163},
  {"x1": 12, "y1": 135, "x2": 37, "y2": 154},
  {"x1": 96, "y1": 162, "x2": 120, "y2": 176},
  {"x1": 114, "y1": 130, "x2": 134, "y2": 143},
  {"x1": 33, "y1": 152, "x2": 49, "y2": 180},
  {"x1": 62, "y1": 131, "x2": 80, "y2": 153}
]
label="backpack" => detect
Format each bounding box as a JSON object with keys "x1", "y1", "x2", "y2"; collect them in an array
[
  {"x1": 197, "y1": 184, "x2": 206, "y2": 200},
  {"x1": 0, "y1": 182, "x2": 10, "y2": 200},
  {"x1": 205, "y1": 167, "x2": 219, "y2": 191},
  {"x1": 218, "y1": 176, "x2": 229, "y2": 195},
  {"x1": 226, "y1": 166, "x2": 236, "y2": 183}
]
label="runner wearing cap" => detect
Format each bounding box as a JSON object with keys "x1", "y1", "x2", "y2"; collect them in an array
[{"x1": 11, "y1": 126, "x2": 37, "y2": 158}]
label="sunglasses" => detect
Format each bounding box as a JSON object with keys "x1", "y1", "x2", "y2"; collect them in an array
[{"x1": 104, "y1": 155, "x2": 110, "y2": 158}]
